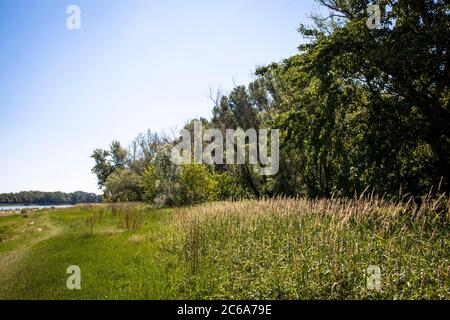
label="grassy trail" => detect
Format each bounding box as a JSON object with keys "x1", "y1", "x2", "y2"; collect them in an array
[
  {"x1": 0, "y1": 212, "x2": 63, "y2": 298},
  {"x1": 0, "y1": 207, "x2": 176, "y2": 299}
]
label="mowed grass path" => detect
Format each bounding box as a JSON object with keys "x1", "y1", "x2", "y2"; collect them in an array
[{"x1": 0, "y1": 207, "x2": 177, "y2": 299}]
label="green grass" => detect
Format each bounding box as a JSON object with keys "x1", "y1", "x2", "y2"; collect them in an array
[
  {"x1": 0, "y1": 206, "x2": 177, "y2": 299},
  {"x1": 166, "y1": 197, "x2": 450, "y2": 300},
  {"x1": 0, "y1": 197, "x2": 449, "y2": 300}
]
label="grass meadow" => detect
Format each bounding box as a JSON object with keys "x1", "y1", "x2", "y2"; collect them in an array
[{"x1": 0, "y1": 196, "x2": 449, "y2": 300}]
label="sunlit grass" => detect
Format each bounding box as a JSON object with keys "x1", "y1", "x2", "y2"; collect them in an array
[
  {"x1": 0, "y1": 196, "x2": 449, "y2": 300},
  {"x1": 166, "y1": 195, "x2": 450, "y2": 299},
  {"x1": 0, "y1": 205, "x2": 175, "y2": 299}
]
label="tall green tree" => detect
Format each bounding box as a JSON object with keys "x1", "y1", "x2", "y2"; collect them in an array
[
  {"x1": 91, "y1": 149, "x2": 114, "y2": 189},
  {"x1": 256, "y1": 0, "x2": 449, "y2": 196}
]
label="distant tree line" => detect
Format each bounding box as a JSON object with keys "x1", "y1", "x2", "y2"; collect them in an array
[
  {"x1": 92, "y1": 0, "x2": 449, "y2": 205},
  {"x1": 0, "y1": 191, "x2": 102, "y2": 205}
]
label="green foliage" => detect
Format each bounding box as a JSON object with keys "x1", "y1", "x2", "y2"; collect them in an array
[
  {"x1": 90, "y1": 149, "x2": 114, "y2": 189},
  {"x1": 176, "y1": 164, "x2": 217, "y2": 206},
  {"x1": 213, "y1": 169, "x2": 253, "y2": 201},
  {"x1": 140, "y1": 164, "x2": 158, "y2": 203},
  {"x1": 104, "y1": 170, "x2": 142, "y2": 202},
  {"x1": 251, "y1": 0, "x2": 450, "y2": 196},
  {"x1": 152, "y1": 148, "x2": 182, "y2": 207},
  {"x1": 110, "y1": 140, "x2": 128, "y2": 170},
  {"x1": 91, "y1": 141, "x2": 128, "y2": 189},
  {"x1": 91, "y1": 0, "x2": 449, "y2": 203},
  {"x1": 0, "y1": 191, "x2": 101, "y2": 205}
]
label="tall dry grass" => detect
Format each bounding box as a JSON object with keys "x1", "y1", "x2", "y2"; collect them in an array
[
  {"x1": 83, "y1": 203, "x2": 145, "y2": 234},
  {"x1": 165, "y1": 194, "x2": 450, "y2": 299}
]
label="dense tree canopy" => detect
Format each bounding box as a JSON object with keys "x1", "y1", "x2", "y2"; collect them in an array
[
  {"x1": 258, "y1": 0, "x2": 450, "y2": 196},
  {"x1": 92, "y1": 0, "x2": 449, "y2": 204}
]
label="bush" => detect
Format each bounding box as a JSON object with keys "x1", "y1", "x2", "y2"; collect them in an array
[
  {"x1": 213, "y1": 170, "x2": 251, "y2": 201},
  {"x1": 141, "y1": 164, "x2": 158, "y2": 203},
  {"x1": 175, "y1": 164, "x2": 217, "y2": 206},
  {"x1": 104, "y1": 169, "x2": 143, "y2": 202}
]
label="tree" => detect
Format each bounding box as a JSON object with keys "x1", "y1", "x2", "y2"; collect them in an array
[
  {"x1": 91, "y1": 0, "x2": 448, "y2": 202},
  {"x1": 91, "y1": 141, "x2": 128, "y2": 189},
  {"x1": 297, "y1": 0, "x2": 450, "y2": 193},
  {"x1": 140, "y1": 164, "x2": 158, "y2": 203},
  {"x1": 104, "y1": 170, "x2": 143, "y2": 202},
  {"x1": 255, "y1": 0, "x2": 449, "y2": 196},
  {"x1": 176, "y1": 164, "x2": 217, "y2": 206},
  {"x1": 110, "y1": 140, "x2": 128, "y2": 170},
  {"x1": 91, "y1": 149, "x2": 113, "y2": 189},
  {"x1": 0, "y1": 191, "x2": 101, "y2": 205}
]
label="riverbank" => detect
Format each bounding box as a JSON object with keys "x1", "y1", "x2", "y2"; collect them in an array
[
  {"x1": 0, "y1": 205, "x2": 76, "y2": 211},
  {"x1": 0, "y1": 205, "x2": 75, "y2": 217},
  {"x1": 0, "y1": 211, "x2": 21, "y2": 217}
]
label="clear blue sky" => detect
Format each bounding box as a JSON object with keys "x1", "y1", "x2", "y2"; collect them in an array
[{"x1": 0, "y1": 0, "x2": 320, "y2": 194}]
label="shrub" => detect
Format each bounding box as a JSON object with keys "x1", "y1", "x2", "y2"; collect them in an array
[
  {"x1": 176, "y1": 164, "x2": 217, "y2": 206},
  {"x1": 104, "y1": 169, "x2": 143, "y2": 202},
  {"x1": 140, "y1": 164, "x2": 158, "y2": 203}
]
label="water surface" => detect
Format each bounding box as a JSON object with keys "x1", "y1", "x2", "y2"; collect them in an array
[{"x1": 0, "y1": 205, "x2": 75, "y2": 211}]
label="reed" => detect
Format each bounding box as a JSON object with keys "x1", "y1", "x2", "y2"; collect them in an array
[
  {"x1": 166, "y1": 194, "x2": 450, "y2": 299},
  {"x1": 85, "y1": 203, "x2": 145, "y2": 234}
]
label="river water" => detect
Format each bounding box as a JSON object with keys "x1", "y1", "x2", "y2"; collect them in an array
[{"x1": 0, "y1": 205, "x2": 75, "y2": 211}]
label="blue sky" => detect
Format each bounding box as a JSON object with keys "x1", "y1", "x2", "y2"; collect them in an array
[{"x1": 0, "y1": 0, "x2": 320, "y2": 194}]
